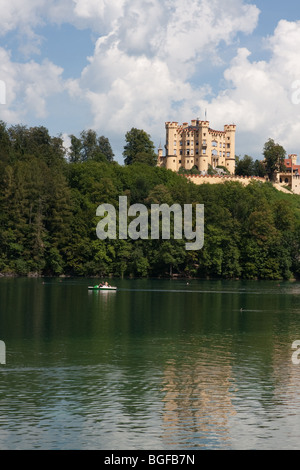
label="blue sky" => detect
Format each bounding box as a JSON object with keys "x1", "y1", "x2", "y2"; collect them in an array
[{"x1": 1, "y1": 0, "x2": 300, "y2": 163}]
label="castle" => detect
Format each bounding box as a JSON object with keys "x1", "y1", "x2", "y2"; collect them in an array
[
  {"x1": 277, "y1": 154, "x2": 300, "y2": 194},
  {"x1": 157, "y1": 119, "x2": 236, "y2": 174}
]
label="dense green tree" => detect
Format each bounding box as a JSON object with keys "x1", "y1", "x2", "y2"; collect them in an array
[
  {"x1": 97, "y1": 135, "x2": 114, "y2": 162},
  {"x1": 123, "y1": 128, "x2": 156, "y2": 165},
  {"x1": 263, "y1": 138, "x2": 286, "y2": 182},
  {"x1": 132, "y1": 151, "x2": 156, "y2": 166},
  {"x1": 69, "y1": 135, "x2": 83, "y2": 163},
  {"x1": 253, "y1": 159, "x2": 267, "y2": 177},
  {"x1": 235, "y1": 155, "x2": 255, "y2": 176},
  {"x1": 235, "y1": 155, "x2": 268, "y2": 178},
  {"x1": 0, "y1": 121, "x2": 11, "y2": 166},
  {"x1": 1, "y1": 120, "x2": 300, "y2": 281},
  {"x1": 80, "y1": 129, "x2": 106, "y2": 162},
  {"x1": 68, "y1": 130, "x2": 114, "y2": 163}
]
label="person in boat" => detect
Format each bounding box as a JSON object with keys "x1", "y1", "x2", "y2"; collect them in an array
[{"x1": 97, "y1": 281, "x2": 111, "y2": 288}]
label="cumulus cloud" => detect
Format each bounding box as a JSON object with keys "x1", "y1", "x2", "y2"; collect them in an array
[
  {"x1": 69, "y1": 0, "x2": 260, "y2": 152},
  {"x1": 2, "y1": 0, "x2": 300, "y2": 162},
  {"x1": 0, "y1": 0, "x2": 45, "y2": 35},
  {"x1": 72, "y1": 0, "x2": 125, "y2": 30},
  {"x1": 157, "y1": 0, "x2": 260, "y2": 76},
  {"x1": 0, "y1": 0, "x2": 126, "y2": 38},
  {"x1": 0, "y1": 47, "x2": 64, "y2": 123},
  {"x1": 196, "y1": 19, "x2": 300, "y2": 157}
]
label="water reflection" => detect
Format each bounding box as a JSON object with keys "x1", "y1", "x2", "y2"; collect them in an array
[
  {"x1": 160, "y1": 335, "x2": 236, "y2": 449},
  {"x1": 1, "y1": 278, "x2": 300, "y2": 449}
]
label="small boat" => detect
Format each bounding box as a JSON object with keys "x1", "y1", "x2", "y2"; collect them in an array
[{"x1": 88, "y1": 285, "x2": 117, "y2": 291}]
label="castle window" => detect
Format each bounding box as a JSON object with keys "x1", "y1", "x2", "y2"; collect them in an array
[{"x1": 212, "y1": 140, "x2": 217, "y2": 147}]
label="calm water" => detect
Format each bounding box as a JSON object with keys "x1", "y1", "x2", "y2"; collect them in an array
[{"x1": 0, "y1": 278, "x2": 300, "y2": 450}]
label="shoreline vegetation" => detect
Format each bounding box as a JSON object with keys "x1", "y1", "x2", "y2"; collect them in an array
[
  {"x1": 0, "y1": 273, "x2": 298, "y2": 283},
  {"x1": 1, "y1": 122, "x2": 300, "y2": 281}
]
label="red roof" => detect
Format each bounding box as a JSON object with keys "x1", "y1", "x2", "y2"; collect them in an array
[{"x1": 284, "y1": 159, "x2": 300, "y2": 171}]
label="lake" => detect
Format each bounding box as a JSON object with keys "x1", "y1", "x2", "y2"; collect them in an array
[{"x1": 0, "y1": 278, "x2": 300, "y2": 450}]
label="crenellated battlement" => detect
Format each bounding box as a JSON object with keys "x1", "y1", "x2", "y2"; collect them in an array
[{"x1": 158, "y1": 118, "x2": 236, "y2": 174}]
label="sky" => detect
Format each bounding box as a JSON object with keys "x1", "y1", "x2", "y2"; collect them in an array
[{"x1": 1, "y1": 0, "x2": 300, "y2": 163}]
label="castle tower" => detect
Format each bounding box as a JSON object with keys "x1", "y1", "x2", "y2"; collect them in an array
[
  {"x1": 224, "y1": 124, "x2": 236, "y2": 174},
  {"x1": 163, "y1": 122, "x2": 180, "y2": 171},
  {"x1": 289, "y1": 154, "x2": 297, "y2": 166}
]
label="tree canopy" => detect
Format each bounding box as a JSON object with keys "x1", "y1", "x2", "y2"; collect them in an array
[
  {"x1": 123, "y1": 128, "x2": 157, "y2": 165},
  {"x1": 235, "y1": 154, "x2": 267, "y2": 177},
  {"x1": 68, "y1": 129, "x2": 114, "y2": 163},
  {"x1": 1, "y1": 121, "x2": 300, "y2": 281},
  {"x1": 263, "y1": 138, "x2": 286, "y2": 182}
]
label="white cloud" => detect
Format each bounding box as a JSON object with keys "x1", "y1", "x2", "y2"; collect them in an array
[
  {"x1": 2, "y1": 0, "x2": 300, "y2": 162},
  {"x1": 158, "y1": 0, "x2": 259, "y2": 77},
  {"x1": 72, "y1": 0, "x2": 125, "y2": 27},
  {"x1": 0, "y1": 0, "x2": 45, "y2": 35},
  {"x1": 67, "y1": 0, "x2": 260, "y2": 155},
  {"x1": 84, "y1": 52, "x2": 200, "y2": 139},
  {"x1": 0, "y1": 0, "x2": 125, "y2": 46},
  {"x1": 195, "y1": 19, "x2": 300, "y2": 158},
  {"x1": 0, "y1": 47, "x2": 64, "y2": 123}
]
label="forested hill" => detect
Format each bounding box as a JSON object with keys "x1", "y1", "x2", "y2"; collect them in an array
[{"x1": 1, "y1": 122, "x2": 300, "y2": 280}]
